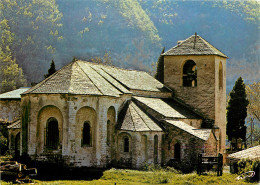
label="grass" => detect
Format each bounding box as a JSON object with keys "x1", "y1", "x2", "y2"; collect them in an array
[{"x1": 1, "y1": 168, "x2": 258, "y2": 185}]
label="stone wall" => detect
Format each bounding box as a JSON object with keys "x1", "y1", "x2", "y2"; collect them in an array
[
  {"x1": 164, "y1": 55, "x2": 216, "y2": 120},
  {"x1": 161, "y1": 122, "x2": 205, "y2": 165},
  {"x1": 21, "y1": 93, "x2": 131, "y2": 168},
  {"x1": 116, "y1": 130, "x2": 163, "y2": 169},
  {"x1": 164, "y1": 55, "x2": 227, "y2": 153},
  {"x1": 0, "y1": 100, "x2": 21, "y2": 121}
]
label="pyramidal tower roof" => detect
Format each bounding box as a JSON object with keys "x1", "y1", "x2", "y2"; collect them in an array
[{"x1": 163, "y1": 33, "x2": 227, "y2": 58}]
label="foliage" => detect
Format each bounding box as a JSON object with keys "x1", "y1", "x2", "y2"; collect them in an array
[
  {"x1": 213, "y1": 0, "x2": 260, "y2": 26},
  {"x1": 0, "y1": 119, "x2": 11, "y2": 155},
  {"x1": 0, "y1": 0, "x2": 63, "y2": 82},
  {"x1": 155, "y1": 47, "x2": 165, "y2": 83},
  {"x1": 237, "y1": 158, "x2": 260, "y2": 182},
  {"x1": 246, "y1": 82, "x2": 260, "y2": 122},
  {"x1": 0, "y1": 18, "x2": 27, "y2": 93},
  {"x1": 1, "y1": 168, "x2": 256, "y2": 184},
  {"x1": 44, "y1": 60, "x2": 57, "y2": 78},
  {"x1": 227, "y1": 77, "x2": 249, "y2": 144},
  {"x1": 113, "y1": 0, "x2": 161, "y2": 43}
]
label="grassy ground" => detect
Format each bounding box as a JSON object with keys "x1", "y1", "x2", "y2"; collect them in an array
[{"x1": 1, "y1": 168, "x2": 258, "y2": 185}]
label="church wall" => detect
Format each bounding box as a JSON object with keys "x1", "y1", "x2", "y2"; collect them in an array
[
  {"x1": 214, "y1": 56, "x2": 227, "y2": 153},
  {"x1": 0, "y1": 100, "x2": 21, "y2": 121},
  {"x1": 164, "y1": 55, "x2": 216, "y2": 120},
  {"x1": 116, "y1": 131, "x2": 163, "y2": 169},
  {"x1": 204, "y1": 132, "x2": 218, "y2": 156},
  {"x1": 161, "y1": 123, "x2": 205, "y2": 166},
  {"x1": 22, "y1": 93, "x2": 131, "y2": 167}
]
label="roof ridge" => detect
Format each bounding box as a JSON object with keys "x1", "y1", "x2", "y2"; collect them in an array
[
  {"x1": 25, "y1": 62, "x2": 74, "y2": 94},
  {"x1": 75, "y1": 61, "x2": 104, "y2": 95},
  {"x1": 77, "y1": 60, "x2": 149, "y2": 73},
  {"x1": 89, "y1": 65, "x2": 125, "y2": 94},
  {"x1": 130, "y1": 102, "x2": 152, "y2": 131},
  {"x1": 129, "y1": 102, "x2": 136, "y2": 131}
]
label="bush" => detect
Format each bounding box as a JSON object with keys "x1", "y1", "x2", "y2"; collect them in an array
[{"x1": 237, "y1": 158, "x2": 260, "y2": 182}]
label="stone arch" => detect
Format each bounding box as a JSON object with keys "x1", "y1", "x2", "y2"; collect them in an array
[
  {"x1": 76, "y1": 106, "x2": 97, "y2": 148},
  {"x1": 182, "y1": 60, "x2": 197, "y2": 87},
  {"x1": 141, "y1": 135, "x2": 148, "y2": 162},
  {"x1": 219, "y1": 62, "x2": 223, "y2": 89},
  {"x1": 117, "y1": 132, "x2": 132, "y2": 153},
  {"x1": 15, "y1": 132, "x2": 20, "y2": 157},
  {"x1": 37, "y1": 105, "x2": 63, "y2": 153},
  {"x1": 46, "y1": 117, "x2": 59, "y2": 150},
  {"x1": 107, "y1": 106, "x2": 116, "y2": 146},
  {"x1": 154, "y1": 135, "x2": 158, "y2": 164}
]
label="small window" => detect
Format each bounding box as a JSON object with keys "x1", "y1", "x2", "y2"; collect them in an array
[
  {"x1": 174, "y1": 143, "x2": 181, "y2": 159},
  {"x1": 154, "y1": 135, "x2": 158, "y2": 164},
  {"x1": 183, "y1": 60, "x2": 197, "y2": 87},
  {"x1": 82, "y1": 121, "x2": 91, "y2": 146},
  {"x1": 219, "y1": 62, "x2": 223, "y2": 89},
  {"x1": 124, "y1": 137, "x2": 129, "y2": 152},
  {"x1": 107, "y1": 120, "x2": 110, "y2": 145},
  {"x1": 46, "y1": 117, "x2": 59, "y2": 150}
]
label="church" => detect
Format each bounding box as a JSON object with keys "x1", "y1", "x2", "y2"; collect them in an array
[{"x1": 19, "y1": 34, "x2": 227, "y2": 168}]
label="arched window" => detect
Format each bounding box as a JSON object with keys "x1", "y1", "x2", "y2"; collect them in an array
[
  {"x1": 46, "y1": 117, "x2": 59, "y2": 150},
  {"x1": 124, "y1": 137, "x2": 129, "y2": 152},
  {"x1": 154, "y1": 135, "x2": 158, "y2": 164},
  {"x1": 82, "y1": 121, "x2": 91, "y2": 146},
  {"x1": 183, "y1": 60, "x2": 197, "y2": 87},
  {"x1": 219, "y1": 62, "x2": 223, "y2": 89},
  {"x1": 174, "y1": 143, "x2": 181, "y2": 160},
  {"x1": 15, "y1": 133, "x2": 20, "y2": 157},
  {"x1": 107, "y1": 120, "x2": 111, "y2": 145}
]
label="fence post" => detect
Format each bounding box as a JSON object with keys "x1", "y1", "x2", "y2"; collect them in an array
[{"x1": 197, "y1": 153, "x2": 202, "y2": 175}]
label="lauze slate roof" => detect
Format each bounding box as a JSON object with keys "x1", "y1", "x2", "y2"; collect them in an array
[
  {"x1": 23, "y1": 61, "x2": 166, "y2": 97},
  {"x1": 0, "y1": 87, "x2": 30, "y2": 99},
  {"x1": 228, "y1": 145, "x2": 260, "y2": 161},
  {"x1": 163, "y1": 34, "x2": 227, "y2": 58}
]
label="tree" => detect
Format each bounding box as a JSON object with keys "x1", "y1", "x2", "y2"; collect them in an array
[
  {"x1": 44, "y1": 60, "x2": 56, "y2": 78},
  {"x1": 0, "y1": 19, "x2": 27, "y2": 93},
  {"x1": 246, "y1": 81, "x2": 260, "y2": 147},
  {"x1": 155, "y1": 47, "x2": 165, "y2": 83},
  {"x1": 227, "y1": 77, "x2": 249, "y2": 150}
]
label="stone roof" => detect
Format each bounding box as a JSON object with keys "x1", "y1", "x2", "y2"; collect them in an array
[
  {"x1": 133, "y1": 96, "x2": 201, "y2": 119},
  {"x1": 0, "y1": 87, "x2": 30, "y2": 100},
  {"x1": 118, "y1": 101, "x2": 162, "y2": 132},
  {"x1": 7, "y1": 120, "x2": 21, "y2": 129},
  {"x1": 23, "y1": 61, "x2": 168, "y2": 97},
  {"x1": 228, "y1": 145, "x2": 260, "y2": 161},
  {"x1": 163, "y1": 34, "x2": 227, "y2": 58},
  {"x1": 165, "y1": 120, "x2": 211, "y2": 141}
]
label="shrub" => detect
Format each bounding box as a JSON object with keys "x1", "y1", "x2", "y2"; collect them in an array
[{"x1": 237, "y1": 158, "x2": 260, "y2": 182}]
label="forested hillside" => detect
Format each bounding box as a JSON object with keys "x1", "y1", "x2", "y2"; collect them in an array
[{"x1": 0, "y1": 0, "x2": 259, "y2": 93}]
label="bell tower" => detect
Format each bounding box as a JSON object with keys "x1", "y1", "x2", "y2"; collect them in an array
[{"x1": 163, "y1": 33, "x2": 227, "y2": 153}]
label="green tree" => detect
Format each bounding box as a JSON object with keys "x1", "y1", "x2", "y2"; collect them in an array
[
  {"x1": 0, "y1": 19, "x2": 27, "y2": 93},
  {"x1": 44, "y1": 60, "x2": 57, "y2": 78},
  {"x1": 155, "y1": 47, "x2": 165, "y2": 83},
  {"x1": 0, "y1": 0, "x2": 63, "y2": 83},
  {"x1": 227, "y1": 77, "x2": 249, "y2": 149}
]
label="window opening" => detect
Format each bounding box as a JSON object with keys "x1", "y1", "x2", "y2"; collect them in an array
[{"x1": 183, "y1": 60, "x2": 197, "y2": 87}]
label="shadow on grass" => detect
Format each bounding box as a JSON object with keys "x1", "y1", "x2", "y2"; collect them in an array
[{"x1": 34, "y1": 164, "x2": 105, "y2": 181}]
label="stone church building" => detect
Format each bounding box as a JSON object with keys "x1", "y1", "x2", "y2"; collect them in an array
[{"x1": 19, "y1": 34, "x2": 227, "y2": 168}]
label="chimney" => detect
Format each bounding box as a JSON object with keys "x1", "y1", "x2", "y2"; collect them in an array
[{"x1": 193, "y1": 32, "x2": 197, "y2": 49}]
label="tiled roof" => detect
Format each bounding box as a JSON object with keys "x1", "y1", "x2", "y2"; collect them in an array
[
  {"x1": 228, "y1": 145, "x2": 260, "y2": 161},
  {"x1": 0, "y1": 87, "x2": 30, "y2": 99},
  {"x1": 7, "y1": 120, "x2": 21, "y2": 129},
  {"x1": 119, "y1": 101, "x2": 162, "y2": 132},
  {"x1": 133, "y1": 96, "x2": 201, "y2": 119},
  {"x1": 23, "y1": 61, "x2": 167, "y2": 96},
  {"x1": 163, "y1": 34, "x2": 227, "y2": 58},
  {"x1": 165, "y1": 120, "x2": 211, "y2": 141}
]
